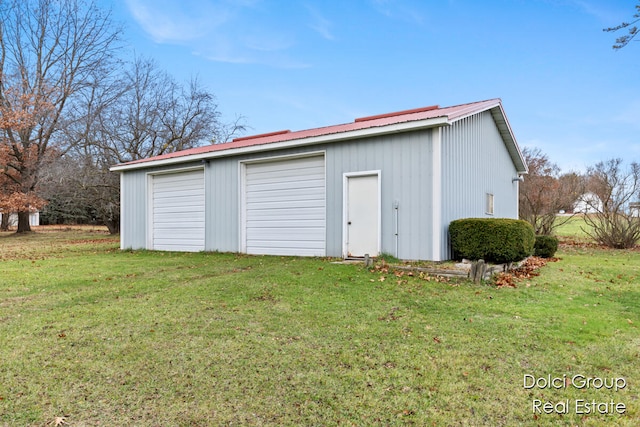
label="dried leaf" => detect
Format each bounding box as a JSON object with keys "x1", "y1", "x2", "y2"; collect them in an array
[
  {"x1": 492, "y1": 256, "x2": 558, "y2": 287},
  {"x1": 50, "y1": 416, "x2": 68, "y2": 426}
]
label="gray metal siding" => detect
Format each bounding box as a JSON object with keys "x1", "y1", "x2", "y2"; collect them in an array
[
  {"x1": 204, "y1": 159, "x2": 238, "y2": 252},
  {"x1": 120, "y1": 170, "x2": 147, "y2": 250},
  {"x1": 440, "y1": 111, "x2": 519, "y2": 258},
  {"x1": 119, "y1": 112, "x2": 519, "y2": 261},
  {"x1": 325, "y1": 130, "x2": 434, "y2": 260},
  {"x1": 120, "y1": 133, "x2": 436, "y2": 259}
]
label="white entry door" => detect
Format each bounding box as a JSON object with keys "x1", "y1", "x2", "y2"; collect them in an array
[{"x1": 345, "y1": 173, "x2": 380, "y2": 257}]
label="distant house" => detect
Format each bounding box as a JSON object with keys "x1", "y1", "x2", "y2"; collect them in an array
[
  {"x1": 111, "y1": 98, "x2": 527, "y2": 261},
  {"x1": 0, "y1": 212, "x2": 40, "y2": 227},
  {"x1": 630, "y1": 202, "x2": 640, "y2": 217},
  {"x1": 574, "y1": 192, "x2": 603, "y2": 214}
]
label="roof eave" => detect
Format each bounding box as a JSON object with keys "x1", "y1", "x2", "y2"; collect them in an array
[
  {"x1": 488, "y1": 104, "x2": 528, "y2": 174},
  {"x1": 110, "y1": 116, "x2": 450, "y2": 172}
]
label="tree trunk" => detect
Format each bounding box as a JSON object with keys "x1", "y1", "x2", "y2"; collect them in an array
[
  {"x1": 104, "y1": 218, "x2": 120, "y2": 235},
  {"x1": 16, "y1": 211, "x2": 32, "y2": 233},
  {"x1": 0, "y1": 213, "x2": 9, "y2": 231}
]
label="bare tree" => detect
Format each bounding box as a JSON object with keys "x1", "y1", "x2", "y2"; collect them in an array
[
  {"x1": 519, "y1": 147, "x2": 583, "y2": 235},
  {"x1": 582, "y1": 159, "x2": 640, "y2": 249},
  {"x1": 56, "y1": 57, "x2": 244, "y2": 233},
  {"x1": 0, "y1": 0, "x2": 119, "y2": 232},
  {"x1": 604, "y1": 2, "x2": 640, "y2": 49},
  {"x1": 212, "y1": 114, "x2": 249, "y2": 145},
  {"x1": 92, "y1": 57, "x2": 225, "y2": 164}
]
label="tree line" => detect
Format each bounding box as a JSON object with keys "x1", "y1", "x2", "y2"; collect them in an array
[
  {"x1": 519, "y1": 148, "x2": 640, "y2": 249},
  {"x1": 0, "y1": 0, "x2": 244, "y2": 233}
]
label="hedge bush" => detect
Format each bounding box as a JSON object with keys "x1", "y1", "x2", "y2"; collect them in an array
[
  {"x1": 449, "y1": 218, "x2": 535, "y2": 264},
  {"x1": 534, "y1": 235, "x2": 559, "y2": 258}
]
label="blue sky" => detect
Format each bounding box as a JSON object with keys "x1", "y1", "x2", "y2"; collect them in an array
[{"x1": 104, "y1": 0, "x2": 639, "y2": 172}]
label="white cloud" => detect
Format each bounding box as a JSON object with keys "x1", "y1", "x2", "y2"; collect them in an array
[
  {"x1": 125, "y1": 0, "x2": 314, "y2": 68},
  {"x1": 306, "y1": 5, "x2": 335, "y2": 41},
  {"x1": 244, "y1": 32, "x2": 295, "y2": 52},
  {"x1": 193, "y1": 38, "x2": 311, "y2": 69},
  {"x1": 125, "y1": 0, "x2": 230, "y2": 43}
]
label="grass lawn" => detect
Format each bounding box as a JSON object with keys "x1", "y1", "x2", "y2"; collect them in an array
[
  {"x1": 1, "y1": 228, "x2": 638, "y2": 426},
  {"x1": 553, "y1": 215, "x2": 598, "y2": 241}
]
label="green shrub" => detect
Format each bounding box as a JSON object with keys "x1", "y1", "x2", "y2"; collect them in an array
[
  {"x1": 449, "y1": 218, "x2": 535, "y2": 264},
  {"x1": 534, "y1": 235, "x2": 559, "y2": 258}
]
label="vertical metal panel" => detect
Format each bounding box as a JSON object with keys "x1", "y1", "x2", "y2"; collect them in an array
[
  {"x1": 325, "y1": 130, "x2": 434, "y2": 260},
  {"x1": 431, "y1": 127, "x2": 442, "y2": 260},
  {"x1": 120, "y1": 169, "x2": 147, "y2": 249},
  {"x1": 440, "y1": 110, "x2": 519, "y2": 258},
  {"x1": 205, "y1": 157, "x2": 239, "y2": 252}
]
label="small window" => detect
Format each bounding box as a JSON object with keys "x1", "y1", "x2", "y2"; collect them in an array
[{"x1": 486, "y1": 193, "x2": 494, "y2": 215}]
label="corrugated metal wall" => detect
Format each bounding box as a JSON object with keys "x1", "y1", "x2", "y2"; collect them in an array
[
  {"x1": 440, "y1": 110, "x2": 519, "y2": 258},
  {"x1": 119, "y1": 111, "x2": 519, "y2": 261},
  {"x1": 204, "y1": 158, "x2": 239, "y2": 253},
  {"x1": 324, "y1": 130, "x2": 434, "y2": 260},
  {"x1": 119, "y1": 170, "x2": 146, "y2": 250},
  {"x1": 120, "y1": 131, "x2": 436, "y2": 259}
]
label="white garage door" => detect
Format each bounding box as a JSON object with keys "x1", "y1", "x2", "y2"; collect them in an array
[
  {"x1": 151, "y1": 169, "x2": 205, "y2": 251},
  {"x1": 244, "y1": 155, "x2": 325, "y2": 256}
]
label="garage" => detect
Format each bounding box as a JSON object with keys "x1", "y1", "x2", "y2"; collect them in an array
[
  {"x1": 150, "y1": 168, "x2": 205, "y2": 251},
  {"x1": 114, "y1": 99, "x2": 527, "y2": 261},
  {"x1": 243, "y1": 154, "x2": 325, "y2": 256}
]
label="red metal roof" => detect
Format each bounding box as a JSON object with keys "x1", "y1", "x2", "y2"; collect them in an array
[{"x1": 114, "y1": 98, "x2": 506, "y2": 168}]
